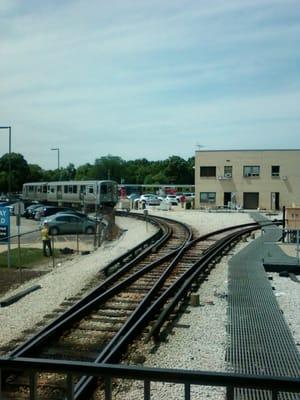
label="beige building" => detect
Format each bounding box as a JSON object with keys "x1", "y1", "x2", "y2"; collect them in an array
[{"x1": 194, "y1": 149, "x2": 300, "y2": 210}]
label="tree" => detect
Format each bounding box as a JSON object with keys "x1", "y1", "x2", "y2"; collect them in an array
[
  {"x1": 0, "y1": 153, "x2": 30, "y2": 192},
  {"x1": 28, "y1": 164, "x2": 45, "y2": 182},
  {"x1": 75, "y1": 163, "x2": 93, "y2": 180},
  {"x1": 164, "y1": 156, "x2": 191, "y2": 184},
  {"x1": 60, "y1": 163, "x2": 76, "y2": 180},
  {"x1": 91, "y1": 155, "x2": 125, "y2": 182}
]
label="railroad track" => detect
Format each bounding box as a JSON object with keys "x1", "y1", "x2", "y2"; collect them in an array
[{"x1": 1, "y1": 214, "x2": 261, "y2": 399}]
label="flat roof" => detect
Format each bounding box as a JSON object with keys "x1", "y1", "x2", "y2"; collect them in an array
[{"x1": 195, "y1": 149, "x2": 300, "y2": 153}]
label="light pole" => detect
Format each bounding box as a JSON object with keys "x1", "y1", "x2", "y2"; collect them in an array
[
  {"x1": 0, "y1": 126, "x2": 12, "y2": 199},
  {"x1": 51, "y1": 147, "x2": 60, "y2": 179}
]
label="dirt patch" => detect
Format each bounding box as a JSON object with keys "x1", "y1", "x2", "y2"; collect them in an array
[{"x1": 0, "y1": 268, "x2": 48, "y2": 299}]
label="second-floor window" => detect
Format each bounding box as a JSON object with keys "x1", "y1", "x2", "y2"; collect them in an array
[
  {"x1": 243, "y1": 165, "x2": 260, "y2": 177},
  {"x1": 224, "y1": 166, "x2": 232, "y2": 178},
  {"x1": 271, "y1": 165, "x2": 280, "y2": 177},
  {"x1": 200, "y1": 166, "x2": 216, "y2": 177}
]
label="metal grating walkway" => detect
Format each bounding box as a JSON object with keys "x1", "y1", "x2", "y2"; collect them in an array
[{"x1": 227, "y1": 217, "x2": 300, "y2": 400}]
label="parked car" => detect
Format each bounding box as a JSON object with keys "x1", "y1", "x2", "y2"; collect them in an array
[
  {"x1": 42, "y1": 213, "x2": 96, "y2": 235},
  {"x1": 27, "y1": 204, "x2": 46, "y2": 219},
  {"x1": 35, "y1": 206, "x2": 73, "y2": 221},
  {"x1": 23, "y1": 203, "x2": 44, "y2": 219},
  {"x1": 183, "y1": 192, "x2": 195, "y2": 199},
  {"x1": 139, "y1": 194, "x2": 156, "y2": 202},
  {"x1": 127, "y1": 193, "x2": 140, "y2": 201},
  {"x1": 133, "y1": 194, "x2": 161, "y2": 208},
  {"x1": 55, "y1": 209, "x2": 87, "y2": 219},
  {"x1": 165, "y1": 195, "x2": 178, "y2": 205},
  {"x1": 145, "y1": 195, "x2": 161, "y2": 206}
]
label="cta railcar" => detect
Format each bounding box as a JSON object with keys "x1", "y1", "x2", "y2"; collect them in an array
[{"x1": 22, "y1": 180, "x2": 119, "y2": 207}]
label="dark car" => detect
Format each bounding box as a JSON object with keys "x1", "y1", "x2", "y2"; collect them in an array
[
  {"x1": 35, "y1": 206, "x2": 73, "y2": 221},
  {"x1": 24, "y1": 204, "x2": 45, "y2": 219}
]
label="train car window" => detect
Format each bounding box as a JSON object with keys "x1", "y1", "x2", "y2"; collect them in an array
[
  {"x1": 50, "y1": 187, "x2": 55, "y2": 193},
  {"x1": 57, "y1": 185, "x2": 62, "y2": 192},
  {"x1": 73, "y1": 185, "x2": 77, "y2": 193},
  {"x1": 88, "y1": 187, "x2": 94, "y2": 194},
  {"x1": 64, "y1": 186, "x2": 68, "y2": 194},
  {"x1": 43, "y1": 185, "x2": 47, "y2": 193},
  {"x1": 68, "y1": 185, "x2": 72, "y2": 193},
  {"x1": 80, "y1": 185, "x2": 86, "y2": 194},
  {"x1": 100, "y1": 184, "x2": 108, "y2": 194}
]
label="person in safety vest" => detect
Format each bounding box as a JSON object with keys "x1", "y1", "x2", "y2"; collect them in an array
[{"x1": 41, "y1": 222, "x2": 52, "y2": 256}]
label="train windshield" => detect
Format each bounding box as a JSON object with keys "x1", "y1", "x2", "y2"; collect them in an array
[{"x1": 100, "y1": 183, "x2": 108, "y2": 194}]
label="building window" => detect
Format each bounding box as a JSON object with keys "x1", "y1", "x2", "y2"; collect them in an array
[
  {"x1": 200, "y1": 192, "x2": 216, "y2": 203},
  {"x1": 271, "y1": 165, "x2": 280, "y2": 177},
  {"x1": 224, "y1": 166, "x2": 232, "y2": 178},
  {"x1": 243, "y1": 165, "x2": 260, "y2": 177},
  {"x1": 200, "y1": 166, "x2": 216, "y2": 177}
]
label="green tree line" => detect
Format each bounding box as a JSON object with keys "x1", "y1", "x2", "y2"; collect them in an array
[{"x1": 0, "y1": 153, "x2": 195, "y2": 193}]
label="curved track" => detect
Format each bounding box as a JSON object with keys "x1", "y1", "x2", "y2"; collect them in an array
[{"x1": 2, "y1": 214, "x2": 262, "y2": 399}]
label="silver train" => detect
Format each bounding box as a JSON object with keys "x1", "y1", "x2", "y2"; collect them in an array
[{"x1": 22, "y1": 180, "x2": 119, "y2": 208}]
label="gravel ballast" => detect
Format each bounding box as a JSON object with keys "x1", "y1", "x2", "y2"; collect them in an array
[{"x1": 0, "y1": 209, "x2": 298, "y2": 400}]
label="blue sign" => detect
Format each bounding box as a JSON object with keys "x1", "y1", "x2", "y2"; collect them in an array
[{"x1": 0, "y1": 206, "x2": 10, "y2": 243}]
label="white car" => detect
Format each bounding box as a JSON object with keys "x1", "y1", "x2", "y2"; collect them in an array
[
  {"x1": 183, "y1": 192, "x2": 195, "y2": 199},
  {"x1": 139, "y1": 194, "x2": 156, "y2": 202},
  {"x1": 165, "y1": 195, "x2": 178, "y2": 205}
]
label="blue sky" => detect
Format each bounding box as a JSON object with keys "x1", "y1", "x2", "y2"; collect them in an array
[{"x1": 0, "y1": 0, "x2": 299, "y2": 169}]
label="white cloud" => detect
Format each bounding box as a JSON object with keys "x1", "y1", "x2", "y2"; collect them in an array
[{"x1": 0, "y1": 0, "x2": 299, "y2": 168}]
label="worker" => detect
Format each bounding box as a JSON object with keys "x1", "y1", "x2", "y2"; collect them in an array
[
  {"x1": 180, "y1": 195, "x2": 186, "y2": 208},
  {"x1": 41, "y1": 222, "x2": 52, "y2": 256}
]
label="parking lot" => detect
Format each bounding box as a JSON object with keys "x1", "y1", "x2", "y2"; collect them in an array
[{"x1": 1, "y1": 216, "x2": 96, "y2": 253}]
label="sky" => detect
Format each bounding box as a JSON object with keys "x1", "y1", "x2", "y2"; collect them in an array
[{"x1": 0, "y1": 0, "x2": 299, "y2": 170}]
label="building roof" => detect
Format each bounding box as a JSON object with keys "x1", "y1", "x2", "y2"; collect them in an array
[{"x1": 195, "y1": 149, "x2": 300, "y2": 153}]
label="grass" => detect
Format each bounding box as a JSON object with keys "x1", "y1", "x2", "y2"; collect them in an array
[{"x1": 0, "y1": 247, "x2": 61, "y2": 269}]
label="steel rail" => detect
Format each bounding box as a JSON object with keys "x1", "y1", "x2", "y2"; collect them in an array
[
  {"x1": 148, "y1": 227, "x2": 257, "y2": 340},
  {"x1": 74, "y1": 223, "x2": 261, "y2": 399},
  {"x1": 10, "y1": 215, "x2": 192, "y2": 358},
  {"x1": 6, "y1": 220, "x2": 280, "y2": 398},
  {"x1": 103, "y1": 212, "x2": 193, "y2": 276},
  {"x1": 101, "y1": 227, "x2": 258, "y2": 365}
]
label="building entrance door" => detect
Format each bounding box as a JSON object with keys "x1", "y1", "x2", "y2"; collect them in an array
[
  {"x1": 224, "y1": 192, "x2": 231, "y2": 207},
  {"x1": 271, "y1": 192, "x2": 280, "y2": 210},
  {"x1": 243, "y1": 192, "x2": 259, "y2": 209}
]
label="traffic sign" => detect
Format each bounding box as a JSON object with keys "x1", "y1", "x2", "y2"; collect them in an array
[{"x1": 0, "y1": 206, "x2": 10, "y2": 243}]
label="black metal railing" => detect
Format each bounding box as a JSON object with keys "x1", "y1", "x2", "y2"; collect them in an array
[{"x1": 0, "y1": 357, "x2": 299, "y2": 400}]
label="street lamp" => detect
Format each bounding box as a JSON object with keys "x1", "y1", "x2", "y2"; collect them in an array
[
  {"x1": 51, "y1": 147, "x2": 60, "y2": 179},
  {"x1": 0, "y1": 126, "x2": 12, "y2": 199}
]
